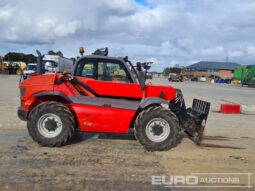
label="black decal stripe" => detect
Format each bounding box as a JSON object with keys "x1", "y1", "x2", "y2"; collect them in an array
[
  {"x1": 70, "y1": 77, "x2": 98, "y2": 96},
  {"x1": 69, "y1": 96, "x2": 139, "y2": 110}
]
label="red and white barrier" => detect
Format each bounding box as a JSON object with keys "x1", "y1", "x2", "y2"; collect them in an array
[{"x1": 217, "y1": 104, "x2": 255, "y2": 114}]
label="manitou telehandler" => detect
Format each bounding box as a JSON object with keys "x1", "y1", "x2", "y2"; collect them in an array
[{"x1": 18, "y1": 48, "x2": 210, "y2": 151}]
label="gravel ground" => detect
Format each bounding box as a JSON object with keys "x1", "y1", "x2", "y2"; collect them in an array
[{"x1": 0, "y1": 75, "x2": 254, "y2": 191}]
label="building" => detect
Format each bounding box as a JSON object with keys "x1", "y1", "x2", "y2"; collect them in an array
[{"x1": 185, "y1": 61, "x2": 240, "y2": 80}]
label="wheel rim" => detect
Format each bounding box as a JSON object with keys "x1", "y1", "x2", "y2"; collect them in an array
[
  {"x1": 37, "y1": 113, "x2": 63, "y2": 138},
  {"x1": 145, "y1": 118, "x2": 171, "y2": 143}
]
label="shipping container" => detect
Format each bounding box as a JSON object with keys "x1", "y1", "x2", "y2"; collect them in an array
[
  {"x1": 234, "y1": 66, "x2": 246, "y2": 81},
  {"x1": 242, "y1": 65, "x2": 255, "y2": 87}
]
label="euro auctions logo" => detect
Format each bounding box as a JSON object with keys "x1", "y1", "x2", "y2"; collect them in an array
[
  {"x1": 152, "y1": 173, "x2": 253, "y2": 188},
  {"x1": 152, "y1": 175, "x2": 198, "y2": 186}
]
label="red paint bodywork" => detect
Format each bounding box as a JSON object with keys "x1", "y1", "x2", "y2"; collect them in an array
[
  {"x1": 72, "y1": 104, "x2": 136, "y2": 133},
  {"x1": 20, "y1": 73, "x2": 176, "y2": 133},
  {"x1": 76, "y1": 77, "x2": 176, "y2": 100}
]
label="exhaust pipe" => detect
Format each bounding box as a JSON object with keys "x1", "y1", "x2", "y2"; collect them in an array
[{"x1": 36, "y1": 50, "x2": 44, "y2": 75}]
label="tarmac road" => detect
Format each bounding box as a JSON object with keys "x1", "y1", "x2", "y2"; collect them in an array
[{"x1": 0, "y1": 75, "x2": 254, "y2": 191}]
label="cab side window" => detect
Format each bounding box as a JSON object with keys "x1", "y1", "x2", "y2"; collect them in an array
[
  {"x1": 82, "y1": 63, "x2": 95, "y2": 78},
  {"x1": 74, "y1": 58, "x2": 132, "y2": 83},
  {"x1": 97, "y1": 61, "x2": 130, "y2": 83},
  {"x1": 75, "y1": 60, "x2": 96, "y2": 79}
]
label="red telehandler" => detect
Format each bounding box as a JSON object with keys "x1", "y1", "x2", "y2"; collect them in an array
[{"x1": 18, "y1": 48, "x2": 210, "y2": 151}]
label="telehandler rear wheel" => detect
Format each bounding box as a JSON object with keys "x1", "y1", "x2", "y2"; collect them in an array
[
  {"x1": 134, "y1": 106, "x2": 179, "y2": 151},
  {"x1": 28, "y1": 101, "x2": 75, "y2": 147}
]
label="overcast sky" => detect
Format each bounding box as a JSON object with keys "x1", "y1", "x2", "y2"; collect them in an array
[{"x1": 1, "y1": 0, "x2": 255, "y2": 71}]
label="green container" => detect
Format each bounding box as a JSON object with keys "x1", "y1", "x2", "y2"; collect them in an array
[
  {"x1": 234, "y1": 66, "x2": 246, "y2": 81},
  {"x1": 243, "y1": 65, "x2": 255, "y2": 86}
]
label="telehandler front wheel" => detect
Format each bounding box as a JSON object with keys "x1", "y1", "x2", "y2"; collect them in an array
[
  {"x1": 28, "y1": 101, "x2": 75, "y2": 147},
  {"x1": 134, "y1": 106, "x2": 180, "y2": 151}
]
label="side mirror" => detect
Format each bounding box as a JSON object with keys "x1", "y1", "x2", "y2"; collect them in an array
[
  {"x1": 123, "y1": 56, "x2": 128, "y2": 62},
  {"x1": 138, "y1": 71, "x2": 146, "y2": 90},
  {"x1": 93, "y1": 47, "x2": 108, "y2": 56},
  {"x1": 136, "y1": 62, "x2": 146, "y2": 90},
  {"x1": 136, "y1": 62, "x2": 153, "y2": 90}
]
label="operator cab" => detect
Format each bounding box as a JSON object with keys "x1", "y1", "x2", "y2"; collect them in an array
[{"x1": 74, "y1": 48, "x2": 138, "y2": 84}]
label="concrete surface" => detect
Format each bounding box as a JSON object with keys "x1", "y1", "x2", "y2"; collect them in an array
[
  {"x1": 153, "y1": 77, "x2": 255, "y2": 106},
  {"x1": 0, "y1": 75, "x2": 254, "y2": 191}
]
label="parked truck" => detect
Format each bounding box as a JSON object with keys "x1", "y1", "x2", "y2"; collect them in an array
[
  {"x1": 234, "y1": 65, "x2": 255, "y2": 87},
  {"x1": 43, "y1": 55, "x2": 74, "y2": 74},
  {"x1": 168, "y1": 73, "x2": 182, "y2": 82},
  {"x1": 242, "y1": 65, "x2": 255, "y2": 87},
  {"x1": 233, "y1": 66, "x2": 247, "y2": 84},
  {"x1": 23, "y1": 63, "x2": 37, "y2": 79},
  {"x1": 168, "y1": 67, "x2": 184, "y2": 82}
]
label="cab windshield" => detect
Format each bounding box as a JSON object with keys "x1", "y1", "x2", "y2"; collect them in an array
[
  {"x1": 43, "y1": 61, "x2": 58, "y2": 73},
  {"x1": 27, "y1": 65, "x2": 37, "y2": 71}
]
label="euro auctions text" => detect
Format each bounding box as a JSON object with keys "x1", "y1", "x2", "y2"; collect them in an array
[{"x1": 152, "y1": 173, "x2": 252, "y2": 188}]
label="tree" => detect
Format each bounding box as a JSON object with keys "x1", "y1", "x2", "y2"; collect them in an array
[
  {"x1": 25, "y1": 54, "x2": 37, "y2": 63},
  {"x1": 169, "y1": 67, "x2": 182, "y2": 75},
  {"x1": 4, "y1": 52, "x2": 24, "y2": 62},
  {"x1": 4, "y1": 52, "x2": 36, "y2": 63},
  {"x1": 162, "y1": 67, "x2": 171, "y2": 77},
  {"x1": 47, "y1": 50, "x2": 64, "y2": 57}
]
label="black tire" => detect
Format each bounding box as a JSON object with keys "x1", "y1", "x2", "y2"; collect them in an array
[
  {"x1": 134, "y1": 106, "x2": 180, "y2": 151},
  {"x1": 28, "y1": 101, "x2": 75, "y2": 147}
]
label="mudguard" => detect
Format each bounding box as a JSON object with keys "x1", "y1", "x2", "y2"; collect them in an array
[
  {"x1": 34, "y1": 91, "x2": 72, "y2": 103},
  {"x1": 139, "y1": 97, "x2": 169, "y2": 109}
]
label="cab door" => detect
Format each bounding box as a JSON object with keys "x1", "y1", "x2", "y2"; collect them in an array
[{"x1": 75, "y1": 58, "x2": 143, "y2": 99}]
